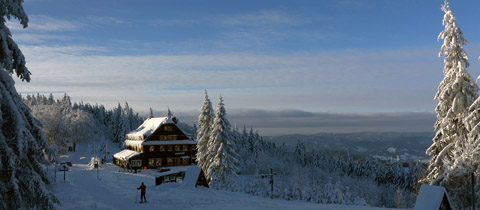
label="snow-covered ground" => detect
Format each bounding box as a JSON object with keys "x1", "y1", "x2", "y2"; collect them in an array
[{"x1": 52, "y1": 143, "x2": 407, "y2": 210}]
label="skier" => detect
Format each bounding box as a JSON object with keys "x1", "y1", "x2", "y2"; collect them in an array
[{"x1": 137, "y1": 182, "x2": 147, "y2": 203}]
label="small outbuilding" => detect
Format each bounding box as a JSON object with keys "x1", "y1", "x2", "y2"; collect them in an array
[
  {"x1": 113, "y1": 149, "x2": 143, "y2": 170},
  {"x1": 413, "y1": 184, "x2": 454, "y2": 210},
  {"x1": 181, "y1": 165, "x2": 209, "y2": 188},
  {"x1": 155, "y1": 165, "x2": 209, "y2": 188}
]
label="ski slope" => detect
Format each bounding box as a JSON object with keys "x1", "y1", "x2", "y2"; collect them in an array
[{"x1": 53, "y1": 144, "x2": 407, "y2": 210}]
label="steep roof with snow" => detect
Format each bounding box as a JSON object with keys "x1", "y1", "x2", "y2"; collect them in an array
[
  {"x1": 181, "y1": 165, "x2": 202, "y2": 188},
  {"x1": 413, "y1": 184, "x2": 454, "y2": 210},
  {"x1": 113, "y1": 149, "x2": 141, "y2": 161},
  {"x1": 126, "y1": 117, "x2": 173, "y2": 140}
]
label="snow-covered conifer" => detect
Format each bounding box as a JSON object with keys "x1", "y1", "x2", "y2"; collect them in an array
[
  {"x1": 0, "y1": 2, "x2": 58, "y2": 208},
  {"x1": 47, "y1": 93, "x2": 54, "y2": 105},
  {"x1": 123, "y1": 102, "x2": 136, "y2": 130},
  {"x1": 196, "y1": 90, "x2": 215, "y2": 173},
  {"x1": 206, "y1": 96, "x2": 240, "y2": 187},
  {"x1": 423, "y1": 0, "x2": 479, "y2": 186},
  {"x1": 232, "y1": 124, "x2": 243, "y2": 156},
  {"x1": 294, "y1": 142, "x2": 307, "y2": 167},
  {"x1": 149, "y1": 107, "x2": 153, "y2": 118},
  {"x1": 110, "y1": 103, "x2": 123, "y2": 143},
  {"x1": 60, "y1": 93, "x2": 72, "y2": 113}
]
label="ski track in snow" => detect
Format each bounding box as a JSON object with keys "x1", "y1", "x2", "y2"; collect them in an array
[{"x1": 53, "y1": 143, "x2": 406, "y2": 210}]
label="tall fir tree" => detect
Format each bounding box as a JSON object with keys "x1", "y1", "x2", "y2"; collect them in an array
[
  {"x1": 149, "y1": 107, "x2": 153, "y2": 118},
  {"x1": 207, "y1": 96, "x2": 239, "y2": 187},
  {"x1": 232, "y1": 124, "x2": 243, "y2": 157},
  {"x1": 196, "y1": 90, "x2": 215, "y2": 173},
  {"x1": 450, "y1": 41, "x2": 480, "y2": 209},
  {"x1": 440, "y1": 136, "x2": 480, "y2": 209},
  {"x1": 294, "y1": 142, "x2": 307, "y2": 167},
  {"x1": 0, "y1": 1, "x2": 58, "y2": 209},
  {"x1": 423, "y1": 0, "x2": 479, "y2": 186},
  {"x1": 459, "y1": 77, "x2": 480, "y2": 205}
]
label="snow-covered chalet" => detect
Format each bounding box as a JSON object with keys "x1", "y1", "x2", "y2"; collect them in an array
[{"x1": 113, "y1": 114, "x2": 196, "y2": 170}]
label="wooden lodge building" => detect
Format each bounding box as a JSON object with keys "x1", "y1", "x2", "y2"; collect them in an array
[{"x1": 113, "y1": 114, "x2": 197, "y2": 170}]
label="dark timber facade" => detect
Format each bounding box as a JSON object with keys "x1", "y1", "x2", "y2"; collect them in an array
[{"x1": 113, "y1": 116, "x2": 197, "y2": 170}]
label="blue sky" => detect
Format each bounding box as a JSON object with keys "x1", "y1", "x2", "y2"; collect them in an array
[{"x1": 9, "y1": 0, "x2": 480, "y2": 134}]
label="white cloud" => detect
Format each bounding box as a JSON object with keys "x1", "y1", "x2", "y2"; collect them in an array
[
  {"x1": 154, "y1": 9, "x2": 335, "y2": 50},
  {"x1": 14, "y1": 44, "x2": 441, "y2": 115},
  {"x1": 12, "y1": 33, "x2": 69, "y2": 44},
  {"x1": 10, "y1": 15, "x2": 82, "y2": 32},
  {"x1": 218, "y1": 10, "x2": 301, "y2": 26},
  {"x1": 85, "y1": 16, "x2": 127, "y2": 25},
  {"x1": 8, "y1": 14, "x2": 129, "y2": 33},
  {"x1": 151, "y1": 10, "x2": 301, "y2": 26}
]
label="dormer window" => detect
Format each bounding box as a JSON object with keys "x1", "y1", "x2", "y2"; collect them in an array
[
  {"x1": 164, "y1": 126, "x2": 173, "y2": 131},
  {"x1": 149, "y1": 146, "x2": 155, "y2": 152}
]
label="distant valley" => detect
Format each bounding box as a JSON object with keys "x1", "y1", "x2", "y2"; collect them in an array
[{"x1": 265, "y1": 132, "x2": 433, "y2": 161}]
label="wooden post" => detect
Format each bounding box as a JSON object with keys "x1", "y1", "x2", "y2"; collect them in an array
[
  {"x1": 260, "y1": 168, "x2": 276, "y2": 199},
  {"x1": 473, "y1": 172, "x2": 476, "y2": 210},
  {"x1": 105, "y1": 143, "x2": 108, "y2": 163},
  {"x1": 270, "y1": 168, "x2": 274, "y2": 199}
]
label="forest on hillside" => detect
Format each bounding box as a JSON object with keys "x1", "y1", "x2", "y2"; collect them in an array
[{"x1": 24, "y1": 93, "x2": 422, "y2": 208}]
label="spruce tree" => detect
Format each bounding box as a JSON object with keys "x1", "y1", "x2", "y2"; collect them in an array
[
  {"x1": 196, "y1": 90, "x2": 214, "y2": 173},
  {"x1": 111, "y1": 103, "x2": 123, "y2": 143},
  {"x1": 149, "y1": 107, "x2": 153, "y2": 118},
  {"x1": 423, "y1": 0, "x2": 478, "y2": 186},
  {"x1": 0, "y1": 1, "x2": 58, "y2": 209},
  {"x1": 207, "y1": 96, "x2": 239, "y2": 187},
  {"x1": 450, "y1": 59, "x2": 480, "y2": 208},
  {"x1": 294, "y1": 142, "x2": 307, "y2": 167}
]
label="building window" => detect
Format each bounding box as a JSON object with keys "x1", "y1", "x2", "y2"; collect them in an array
[
  {"x1": 167, "y1": 158, "x2": 173, "y2": 166},
  {"x1": 160, "y1": 135, "x2": 177, "y2": 141},
  {"x1": 174, "y1": 158, "x2": 181, "y2": 165},
  {"x1": 182, "y1": 145, "x2": 188, "y2": 151},
  {"x1": 167, "y1": 145, "x2": 173, "y2": 151},
  {"x1": 164, "y1": 126, "x2": 173, "y2": 131},
  {"x1": 182, "y1": 158, "x2": 189, "y2": 165},
  {"x1": 131, "y1": 160, "x2": 141, "y2": 167},
  {"x1": 191, "y1": 145, "x2": 196, "y2": 151},
  {"x1": 175, "y1": 145, "x2": 180, "y2": 151},
  {"x1": 159, "y1": 145, "x2": 165, "y2": 151},
  {"x1": 160, "y1": 135, "x2": 177, "y2": 140},
  {"x1": 155, "y1": 158, "x2": 162, "y2": 166},
  {"x1": 148, "y1": 159, "x2": 155, "y2": 167},
  {"x1": 149, "y1": 146, "x2": 155, "y2": 152}
]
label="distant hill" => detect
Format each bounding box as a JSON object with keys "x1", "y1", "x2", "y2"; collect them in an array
[{"x1": 265, "y1": 132, "x2": 433, "y2": 161}]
